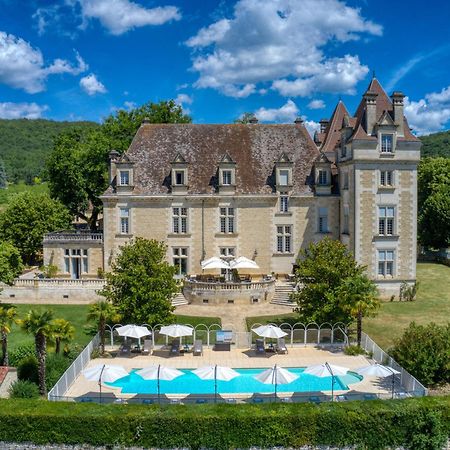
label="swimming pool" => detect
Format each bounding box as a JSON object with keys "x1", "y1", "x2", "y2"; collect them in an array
[{"x1": 106, "y1": 368, "x2": 363, "y2": 395}]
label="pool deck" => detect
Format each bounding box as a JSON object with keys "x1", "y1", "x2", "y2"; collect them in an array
[{"x1": 64, "y1": 346, "x2": 395, "y2": 401}]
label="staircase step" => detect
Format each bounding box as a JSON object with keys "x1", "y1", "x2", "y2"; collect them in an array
[{"x1": 172, "y1": 292, "x2": 189, "y2": 306}]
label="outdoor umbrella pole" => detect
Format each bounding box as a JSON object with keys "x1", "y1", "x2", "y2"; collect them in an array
[
  {"x1": 98, "y1": 364, "x2": 105, "y2": 404},
  {"x1": 274, "y1": 364, "x2": 277, "y2": 402},
  {"x1": 157, "y1": 365, "x2": 161, "y2": 404},
  {"x1": 326, "y1": 362, "x2": 334, "y2": 402},
  {"x1": 214, "y1": 365, "x2": 217, "y2": 403}
]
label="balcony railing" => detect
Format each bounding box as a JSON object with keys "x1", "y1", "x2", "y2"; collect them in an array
[
  {"x1": 43, "y1": 231, "x2": 103, "y2": 243},
  {"x1": 184, "y1": 279, "x2": 275, "y2": 291}
]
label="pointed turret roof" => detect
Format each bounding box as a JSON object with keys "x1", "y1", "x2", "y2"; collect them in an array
[{"x1": 320, "y1": 100, "x2": 350, "y2": 152}]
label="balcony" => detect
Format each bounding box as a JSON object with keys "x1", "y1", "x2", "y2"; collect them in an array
[{"x1": 43, "y1": 230, "x2": 103, "y2": 244}]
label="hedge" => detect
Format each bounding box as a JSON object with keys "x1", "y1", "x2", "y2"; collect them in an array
[{"x1": 0, "y1": 396, "x2": 448, "y2": 450}]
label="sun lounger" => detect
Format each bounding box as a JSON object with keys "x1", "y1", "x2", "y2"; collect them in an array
[
  {"x1": 255, "y1": 338, "x2": 266, "y2": 356},
  {"x1": 193, "y1": 339, "x2": 203, "y2": 356},
  {"x1": 142, "y1": 339, "x2": 153, "y2": 355},
  {"x1": 336, "y1": 394, "x2": 348, "y2": 402},
  {"x1": 226, "y1": 398, "x2": 237, "y2": 404},
  {"x1": 195, "y1": 398, "x2": 207, "y2": 404},
  {"x1": 252, "y1": 397, "x2": 264, "y2": 403},
  {"x1": 309, "y1": 396, "x2": 322, "y2": 404},
  {"x1": 276, "y1": 337, "x2": 288, "y2": 354},
  {"x1": 170, "y1": 339, "x2": 181, "y2": 356},
  {"x1": 142, "y1": 398, "x2": 154, "y2": 405},
  {"x1": 363, "y1": 393, "x2": 378, "y2": 400},
  {"x1": 119, "y1": 343, "x2": 131, "y2": 356}
]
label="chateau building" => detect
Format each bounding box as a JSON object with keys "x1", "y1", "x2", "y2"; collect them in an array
[{"x1": 43, "y1": 78, "x2": 421, "y2": 298}]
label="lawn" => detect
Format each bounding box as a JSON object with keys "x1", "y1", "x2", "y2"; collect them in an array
[
  {"x1": 175, "y1": 315, "x2": 221, "y2": 327},
  {"x1": 245, "y1": 263, "x2": 450, "y2": 350}
]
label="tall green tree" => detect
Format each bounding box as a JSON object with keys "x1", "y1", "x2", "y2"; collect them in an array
[
  {"x1": 19, "y1": 309, "x2": 54, "y2": 395},
  {"x1": 0, "y1": 192, "x2": 72, "y2": 264},
  {"x1": 49, "y1": 319, "x2": 75, "y2": 354},
  {"x1": 336, "y1": 273, "x2": 379, "y2": 346},
  {"x1": 234, "y1": 112, "x2": 256, "y2": 124},
  {"x1": 0, "y1": 241, "x2": 24, "y2": 284},
  {"x1": 87, "y1": 301, "x2": 119, "y2": 355},
  {"x1": 100, "y1": 238, "x2": 177, "y2": 326},
  {"x1": 0, "y1": 158, "x2": 7, "y2": 189},
  {"x1": 0, "y1": 305, "x2": 17, "y2": 366},
  {"x1": 46, "y1": 100, "x2": 191, "y2": 229}
]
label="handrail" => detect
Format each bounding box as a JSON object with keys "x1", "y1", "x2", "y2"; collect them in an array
[
  {"x1": 184, "y1": 279, "x2": 275, "y2": 291},
  {"x1": 11, "y1": 278, "x2": 106, "y2": 287},
  {"x1": 44, "y1": 232, "x2": 103, "y2": 242}
]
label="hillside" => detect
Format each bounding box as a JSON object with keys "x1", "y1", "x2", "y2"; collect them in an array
[
  {"x1": 0, "y1": 119, "x2": 98, "y2": 182},
  {"x1": 420, "y1": 130, "x2": 450, "y2": 158}
]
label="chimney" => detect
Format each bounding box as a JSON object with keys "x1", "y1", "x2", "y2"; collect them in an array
[
  {"x1": 319, "y1": 118, "x2": 329, "y2": 133},
  {"x1": 249, "y1": 114, "x2": 258, "y2": 124},
  {"x1": 391, "y1": 91, "x2": 405, "y2": 136},
  {"x1": 109, "y1": 150, "x2": 120, "y2": 185},
  {"x1": 363, "y1": 91, "x2": 378, "y2": 136},
  {"x1": 294, "y1": 116, "x2": 304, "y2": 125}
]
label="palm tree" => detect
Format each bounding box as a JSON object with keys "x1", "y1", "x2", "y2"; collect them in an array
[
  {"x1": 50, "y1": 318, "x2": 75, "y2": 354},
  {"x1": 337, "y1": 273, "x2": 380, "y2": 346},
  {"x1": 87, "y1": 301, "x2": 118, "y2": 355},
  {"x1": 19, "y1": 309, "x2": 54, "y2": 396},
  {"x1": 0, "y1": 305, "x2": 17, "y2": 366}
]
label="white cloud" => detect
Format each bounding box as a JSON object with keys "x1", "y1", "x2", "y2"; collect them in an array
[
  {"x1": 123, "y1": 100, "x2": 137, "y2": 110},
  {"x1": 308, "y1": 99, "x2": 325, "y2": 109},
  {"x1": 255, "y1": 99, "x2": 299, "y2": 122},
  {"x1": 175, "y1": 93, "x2": 193, "y2": 105},
  {"x1": 405, "y1": 86, "x2": 450, "y2": 135},
  {"x1": 186, "y1": 0, "x2": 381, "y2": 98},
  {"x1": 80, "y1": 73, "x2": 107, "y2": 95},
  {"x1": 0, "y1": 31, "x2": 87, "y2": 93},
  {"x1": 79, "y1": 0, "x2": 181, "y2": 35},
  {"x1": 0, "y1": 102, "x2": 48, "y2": 119},
  {"x1": 303, "y1": 119, "x2": 320, "y2": 137}
]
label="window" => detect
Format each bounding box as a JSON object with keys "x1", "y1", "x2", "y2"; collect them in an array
[
  {"x1": 343, "y1": 172, "x2": 349, "y2": 190},
  {"x1": 119, "y1": 170, "x2": 130, "y2": 186},
  {"x1": 172, "y1": 207, "x2": 187, "y2": 234},
  {"x1": 378, "y1": 207, "x2": 395, "y2": 236},
  {"x1": 280, "y1": 195, "x2": 289, "y2": 213},
  {"x1": 380, "y1": 170, "x2": 394, "y2": 187},
  {"x1": 276, "y1": 225, "x2": 292, "y2": 253},
  {"x1": 119, "y1": 208, "x2": 130, "y2": 234},
  {"x1": 174, "y1": 170, "x2": 185, "y2": 185},
  {"x1": 64, "y1": 248, "x2": 88, "y2": 279},
  {"x1": 341, "y1": 146, "x2": 347, "y2": 158},
  {"x1": 219, "y1": 247, "x2": 235, "y2": 258},
  {"x1": 318, "y1": 207, "x2": 328, "y2": 233},
  {"x1": 173, "y1": 247, "x2": 188, "y2": 276},
  {"x1": 318, "y1": 170, "x2": 328, "y2": 185},
  {"x1": 378, "y1": 250, "x2": 394, "y2": 277},
  {"x1": 343, "y1": 205, "x2": 349, "y2": 234},
  {"x1": 381, "y1": 134, "x2": 394, "y2": 153},
  {"x1": 279, "y1": 169, "x2": 289, "y2": 186},
  {"x1": 222, "y1": 170, "x2": 232, "y2": 185},
  {"x1": 220, "y1": 207, "x2": 235, "y2": 233}
]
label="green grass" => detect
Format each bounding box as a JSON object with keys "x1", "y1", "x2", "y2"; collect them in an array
[
  {"x1": 245, "y1": 262, "x2": 450, "y2": 350},
  {"x1": 175, "y1": 315, "x2": 221, "y2": 327},
  {"x1": 0, "y1": 182, "x2": 48, "y2": 207},
  {"x1": 8, "y1": 304, "x2": 91, "y2": 352}
]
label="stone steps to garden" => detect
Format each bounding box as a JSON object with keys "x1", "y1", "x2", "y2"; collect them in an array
[
  {"x1": 270, "y1": 282, "x2": 296, "y2": 306},
  {"x1": 171, "y1": 292, "x2": 189, "y2": 306}
]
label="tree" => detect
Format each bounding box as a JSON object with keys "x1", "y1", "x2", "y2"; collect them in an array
[
  {"x1": 418, "y1": 158, "x2": 450, "y2": 248},
  {"x1": 390, "y1": 322, "x2": 450, "y2": 386},
  {"x1": 19, "y1": 309, "x2": 54, "y2": 396},
  {"x1": 49, "y1": 319, "x2": 75, "y2": 354},
  {"x1": 47, "y1": 100, "x2": 191, "y2": 229},
  {"x1": 0, "y1": 305, "x2": 17, "y2": 366},
  {"x1": 335, "y1": 273, "x2": 379, "y2": 346},
  {"x1": 0, "y1": 192, "x2": 72, "y2": 264},
  {"x1": 291, "y1": 238, "x2": 363, "y2": 324},
  {"x1": 0, "y1": 157, "x2": 7, "y2": 189},
  {"x1": 0, "y1": 241, "x2": 24, "y2": 284},
  {"x1": 234, "y1": 112, "x2": 256, "y2": 124},
  {"x1": 100, "y1": 238, "x2": 177, "y2": 326},
  {"x1": 87, "y1": 300, "x2": 119, "y2": 355}
]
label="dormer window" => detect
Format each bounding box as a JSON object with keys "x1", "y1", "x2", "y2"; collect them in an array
[
  {"x1": 119, "y1": 170, "x2": 130, "y2": 186},
  {"x1": 381, "y1": 134, "x2": 394, "y2": 153},
  {"x1": 114, "y1": 153, "x2": 134, "y2": 194},
  {"x1": 218, "y1": 153, "x2": 236, "y2": 193},
  {"x1": 171, "y1": 153, "x2": 188, "y2": 194},
  {"x1": 274, "y1": 153, "x2": 293, "y2": 192},
  {"x1": 174, "y1": 170, "x2": 185, "y2": 185},
  {"x1": 318, "y1": 170, "x2": 328, "y2": 186},
  {"x1": 278, "y1": 170, "x2": 289, "y2": 186},
  {"x1": 222, "y1": 170, "x2": 232, "y2": 185}
]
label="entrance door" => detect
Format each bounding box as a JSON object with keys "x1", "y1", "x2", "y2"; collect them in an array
[{"x1": 71, "y1": 258, "x2": 81, "y2": 279}]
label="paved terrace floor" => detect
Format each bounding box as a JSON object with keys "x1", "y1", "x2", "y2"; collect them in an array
[{"x1": 64, "y1": 346, "x2": 393, "y2": 400}]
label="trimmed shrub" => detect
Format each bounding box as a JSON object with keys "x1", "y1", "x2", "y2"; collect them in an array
[
  {"x1": 8, "y1": 343, "x2": 35, "y2": 367},
  {"x1": 8, "y1": 380, "x2": 39, "y2": 399},
  {"x1": 0, "y1": 396, "x2": 448, "y2": 449},
  {"x1": 45, "y1": 354, "x2": 71, "y2": 392},
  {"x1": 344, "y1": 345, "x2": 366, "y2": 356},
  {"x1": 17, "y1": 356, "x2": 38, "y2": 384}
]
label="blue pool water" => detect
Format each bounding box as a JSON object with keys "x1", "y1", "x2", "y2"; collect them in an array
[{"x1": 106, "y1": 368, "x2": 362, "y2": 395}]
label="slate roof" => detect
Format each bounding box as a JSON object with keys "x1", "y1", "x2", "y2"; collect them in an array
[{"x1": 117, "y1": 123, "x2": 319, "y2": 195}]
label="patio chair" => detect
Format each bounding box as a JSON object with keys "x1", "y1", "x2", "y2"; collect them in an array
[
  {"x1": 336, "y1": 394, "x2": 348, "y2": 402},
  {"x1": 170, "y1": 339, "x2": 181, "y2": 356},
  {"x1": 142, "y1": 339, "x2": 153, "y2": 355},
  {"x1": 142, "y1": 398, "x2": 154, "y2": 405},
  {"x1": 119, "y1": 343, "x2": 131, "y2": 356},
  {"x1": 255, "y1": 339, "x2": 266, "y2": 356},
  {"x1": 193, "y1": 339, "x2": 203, "y2": 356},
  {"x1": 275, "y1": 338, "x2": 288, "y2": 354},
  {"x1": 363, "y1": 393, "x2": 378, "y2": 400},
  {"x1": 309, "y1": 396, "x2": 322, "y2": 404}
]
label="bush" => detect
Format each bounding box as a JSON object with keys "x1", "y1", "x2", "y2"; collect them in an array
[
  {"x1": 391, "y1": 322, "x2": 450, "y2": 386},
  {"x1": 8, "y1": 343, "x2": 35, "y2": 367},
  {"x1": 8, "y1": 380, "x2": 39, "y2": 399},
  {"x1": 17, "y1": 356, "x2": 38, "y2": 384},
  {"x1": 45, "y1": 354, "x2": 71, "y2": 392},
  {"x1": 0, "y1": 397, "x2": 448, "y2": 449},
  {"x1": 344, "y1": 345, "x2": 366, "y2": 356}
]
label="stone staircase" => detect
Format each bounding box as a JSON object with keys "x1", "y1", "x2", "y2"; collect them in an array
[
  {"x1": 171, "y1": 291, "x2": 189, "y2": 307},
  {"x1": 270, "y1": 281, "x2": 296, "y2": 306}
]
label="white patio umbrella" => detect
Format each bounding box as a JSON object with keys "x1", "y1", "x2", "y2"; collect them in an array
[
  {"x1": 159, "y1": 324, "x2": 194, "y2": 338},
  {"x1": 193, "y1": 365, "x2": 240, "y2": 402},
  {"x1": 201, "y1": 256, "x2": 222, "y2": 267},
  {"x1": 303, "y1": 362, "x2": 349, "y2": 401},
  {"x1": 253, "y1": 324, "x2": 288, "y2": 339},
  {"x1": 254, "y1": 365, "x2": 298, "y2": 400},
  {"x1": 201, "y1": 258, "x2": 230, "y2": 270},
  {"x1": 230, "y1": 256, "x2": 259, "y2": 270},
  {"x1": 136, "y1": 365, "x2": 184, "y2": 403},
  {"x1": 83, "y1": 364, "x2": 128, "y2": 402},
  {"x1": 356, "y1": 364, "x2": 400, "y2": 399},
  {"x1": 116, "y1": 325, "x2": 151, "y2": 347}
]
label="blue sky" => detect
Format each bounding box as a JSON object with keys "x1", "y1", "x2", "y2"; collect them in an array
[{"x1": 0, "y1": 0, "x2": 449, "y2": 135}]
